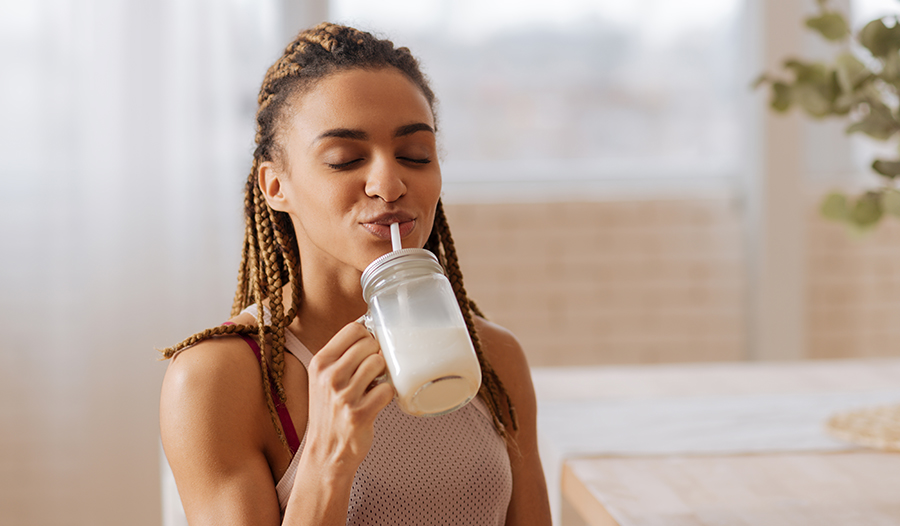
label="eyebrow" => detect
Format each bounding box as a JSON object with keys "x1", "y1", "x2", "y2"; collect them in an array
[
  {"x1": 314, "y1": 122, "x2": 434, "y2": 144},
  {"x1": 316, "y1": 128, "x2": 368, "y2": 142},
  {"x1": 394, "y1": 122, "x2": 435, "y2": 137}
]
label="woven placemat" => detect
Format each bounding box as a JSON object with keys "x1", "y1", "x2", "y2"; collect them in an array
[{"x1": 826, "y1": 404, "x2": 900, "y2": 452}]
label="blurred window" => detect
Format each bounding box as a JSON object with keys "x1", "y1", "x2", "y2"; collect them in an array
[
  {"x1": 853, "y1": 0, "x2": 900, "y2": 23},
  {"x1": 333, "y1": 0, "x2": 744, "y2": 194}
]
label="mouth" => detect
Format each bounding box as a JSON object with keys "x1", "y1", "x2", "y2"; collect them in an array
[{"x1": 360, "y1": 213, "x2": 416, "y2": 242}]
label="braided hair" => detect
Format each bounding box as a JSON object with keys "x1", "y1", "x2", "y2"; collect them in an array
[{"x1": 161, "y1": 23, "x2": 517, "y2": 449}]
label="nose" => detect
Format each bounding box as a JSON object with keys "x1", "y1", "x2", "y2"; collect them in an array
[{"x1": 364, "y1": 157, "x2": 407, "y2": 203}]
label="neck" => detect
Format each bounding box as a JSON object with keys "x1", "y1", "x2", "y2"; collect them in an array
[{"x1": 289, "y1": 258, "x2": 369, "y2": 354}]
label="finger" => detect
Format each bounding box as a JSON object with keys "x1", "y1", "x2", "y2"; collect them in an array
[
  {"x1": 347, "y1": 353, "x2": 387, "y2": 399},
  {"x1": 314, "y1": 321, "x2": 373, "y2": 365},
  {"x1": 365, "y1": 373, "x2": 389, "y2": 394},
  {"x1": 359, "y1": 381, "x2": 395, "y2": 414},
  {"x1": 333, "y1": 332, "x2": 380, "y2": 377}
]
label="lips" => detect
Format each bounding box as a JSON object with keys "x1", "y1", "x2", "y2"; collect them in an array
[{"x1": 360, "y1": 213, "x2": 416, "y2": 241}]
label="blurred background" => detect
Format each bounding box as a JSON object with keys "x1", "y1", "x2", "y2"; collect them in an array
[{"x1": 3, "y1": 0, "x2": 900, "y2": 524}]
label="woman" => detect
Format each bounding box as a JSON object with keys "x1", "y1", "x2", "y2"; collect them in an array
[{"x1": 159, "y1": 23, "x2": 552, "y2": 525}]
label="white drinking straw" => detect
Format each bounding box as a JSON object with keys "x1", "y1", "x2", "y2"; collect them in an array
[{"x1": 390, "y1": 222, "x2": 402, "y2": 251}]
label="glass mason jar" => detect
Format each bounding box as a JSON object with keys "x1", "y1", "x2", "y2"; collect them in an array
[{"x1": 360, "y1": 248, "x2": 482, "y2": 417}]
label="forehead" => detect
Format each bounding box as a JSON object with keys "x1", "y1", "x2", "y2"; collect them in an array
[{"x1": 284, "y1": 68, "x2": 435, "y2": 142}]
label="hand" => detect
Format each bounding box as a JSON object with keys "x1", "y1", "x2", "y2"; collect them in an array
[{"x1": 302, "y1": 321, "x2": 394, "y2": 475}]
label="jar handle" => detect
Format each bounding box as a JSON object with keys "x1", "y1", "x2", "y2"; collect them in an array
[
  {"x1": 356, "y1": 313, "x2": 374, "y2": 334},
  {"x1": 356, "y1": 313, "x2": 392, "y2": 391}
]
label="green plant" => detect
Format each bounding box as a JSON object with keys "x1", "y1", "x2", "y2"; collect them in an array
[{"x1": 756, "y1": 0, "x2": 900, "y2": 231}]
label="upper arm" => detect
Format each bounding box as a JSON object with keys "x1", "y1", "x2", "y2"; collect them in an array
[
  {"x1": 159, "y1": 339, "x2": 283, "y2": 526},
  {"x1": 475, "y1": 319, "x2": 552, "y2": 526}
]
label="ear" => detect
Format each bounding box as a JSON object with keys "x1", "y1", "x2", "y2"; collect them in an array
[{"x1": 258, "y1": 161, "x2": 288, "y2": 212}]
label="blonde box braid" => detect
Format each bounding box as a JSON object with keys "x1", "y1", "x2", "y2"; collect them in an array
[
  {"x1": 160, "y1": 23, "x2": 517, "y2": 450},
  {"x1": 425, "y1": 201, "x2": 519, "y2": 438}
]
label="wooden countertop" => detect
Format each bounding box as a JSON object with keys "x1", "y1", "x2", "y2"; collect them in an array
[
  {"x1": 564, "y1": 451, "x2": 900, "y2": 526},
  {"x1": 531, "y1": 359, "x2": 900, "y2": 526}
]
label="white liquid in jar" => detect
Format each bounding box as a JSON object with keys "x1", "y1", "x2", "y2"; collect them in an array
[{"x1": 376, "y1": 325, "x2": 482, "y2": 416}]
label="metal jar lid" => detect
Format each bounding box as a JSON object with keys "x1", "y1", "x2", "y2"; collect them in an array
[{"x1": 360, "y1": 248, "x2": 444, "y2": 297}]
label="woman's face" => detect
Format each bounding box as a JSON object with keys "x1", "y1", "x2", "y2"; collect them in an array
[{"x1": 261, "y1": 67, "x2": 442, "y2": 275}]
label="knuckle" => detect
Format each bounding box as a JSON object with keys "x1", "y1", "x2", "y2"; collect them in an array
[
  {"x1": 348, "y1": 407, "x2": 368, "y2": 426},
  {"x1": 353, "y1": 325, "x2": 375, "y2": 342},
  {"x1": 308, "y1": 356, "x2": 324, "y2": 374},
  {"x1": 346, "y1": 321, "x2": 370, "y2": 339},
  {"x1": 325, "y1": 371, "x2": 343, "y2": 390},
  {"x1": 311, "y1": 364, "x2": 340, "y2": 389},
  {"x1": 377, "y1": 383, "x2": 394, "y2": 402},
  {"x1": 362, "y1": 338, "x2": 381, "y2": 357},
  {"x1": 362, "y1": 354, "x2": 384, "y2": 373},
  {"x1": 335, "y1": 390, "x2": 352, "y2": 407}
]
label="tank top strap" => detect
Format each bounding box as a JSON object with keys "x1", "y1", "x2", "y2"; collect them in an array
[
  {"x1": 283, "y1": 330, "x2": 314, "y2": 368},
  {"x1": 241, "y1": 304, "x2": 315, "y2": 367},
  {"x1": 225, "y1": 305, "x2": 302, "y2": 454}
]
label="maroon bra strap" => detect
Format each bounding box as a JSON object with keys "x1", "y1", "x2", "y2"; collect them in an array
[{"x1": 223, "y1": 322, "x2": 301, "y2": 454}]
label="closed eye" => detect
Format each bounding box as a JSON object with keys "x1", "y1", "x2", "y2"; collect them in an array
[
  {"x1": 398, "y1": 157, "x2": 431, "y2": 164},
  {"x1": 326, "y1": 159, "x2": 363, "y2": 170}
]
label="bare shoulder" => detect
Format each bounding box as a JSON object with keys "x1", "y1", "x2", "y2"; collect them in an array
[
  {"x1": 160, "y1": 328, "x2": 272, "y2": 454},
  {"x1": 473, "y1": 317, "x2": 541, "y2": 449},
  {"x1": 473, "y1": 317, "x2": 533, "y2": 398},
  {"x1": 162, "y1": 315, "x2": 284, "y2": 455},
  {"x1": 161, "y1": 311, "x2": 266, "y2": 413},
  {"x1": 159, "y1": 318, "x2": 290, "y2": 523}
]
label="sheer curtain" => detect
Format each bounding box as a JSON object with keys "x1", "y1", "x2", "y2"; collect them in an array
[{"x1": 0, "y1": 1, "x2": 281, "y2": 524}]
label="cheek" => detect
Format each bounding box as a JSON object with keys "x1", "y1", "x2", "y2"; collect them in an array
[
  {"x1": 299, "y1": 186, "x2": 355, "y2": 228},
  {"x1": 418, "y1": 172, "x2": 443, "y2": 237},
  {"x1": 419, "y1": 169, "x2": 442, "y2": 200},
  {"x1": 279, "y1": 177, "x2": 337, "y2": 232},
  {"x1": 286, "y1": 163, "x2": 354, "y2": 210},
  {"x1": 410, "y1": 171, "x2": 441, "y2": 204}
]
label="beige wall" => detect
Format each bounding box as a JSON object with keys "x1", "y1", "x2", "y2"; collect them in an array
[
  {"x1": 445, "y1": 199, "x2": 747, "y2": 366},
  {"x1": 808, "y1": 207, "x2": 900, "y2": 360},
  {"x1": 445, "y1": 198, "x2": 900, "y2": 367}
]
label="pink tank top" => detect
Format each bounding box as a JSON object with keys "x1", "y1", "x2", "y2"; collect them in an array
[{"x1": 255, "y1": 306, "x2": 513, "y2": 525}]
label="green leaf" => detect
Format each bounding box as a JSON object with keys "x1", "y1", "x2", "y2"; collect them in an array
[
  {"x1": 771, "y1": 82, "x2": 793, "y2": 112},
  {"x1": 846, "y1": 100, "x2": 900, "y2": 140},
  {"x1": 882, "y1": 52, "x2": 900, "y2": 83},
  {"x1": 821, "y1": 192, "x2": 849, "y2": 221},
  {"x1": 806, "y1": 12, "x2": 850, "y2": 41},
  {"x1": 784, "y1": 60, "x2": 830, "y2": 84},
  {"x1": 832, "y1": 92, "x2": 855, "y2": 115},
  {"x1": 794, "y1": 83, "x2": 833, "y2": 116},
  {"x1": 849, "y1": 192, "x2": 884, "y2": 228},
  {"x1": 834, "y1": 53, "x2": 871, "y2": 93},
  {"x1": 882, "y1": 188, "x2": 900, "y2": 216},
  {"x1": 859, "y1": 18, "x2": 900, "y2": 57},
  {"x1": 780, "y1": 60, "x2": 841, "y2": 117},
  {"x1": 872, "y1": 159, "x2": 900, "y2": 177}
]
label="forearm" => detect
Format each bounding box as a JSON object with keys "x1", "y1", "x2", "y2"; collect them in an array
[{"x1": 281, "y1": 453, "x2": 357, "y2": 526}]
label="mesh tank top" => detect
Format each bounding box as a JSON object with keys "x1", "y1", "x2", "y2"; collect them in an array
[{"x1": 260, "y1": 305, "x2": 513, "y2": 525}]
